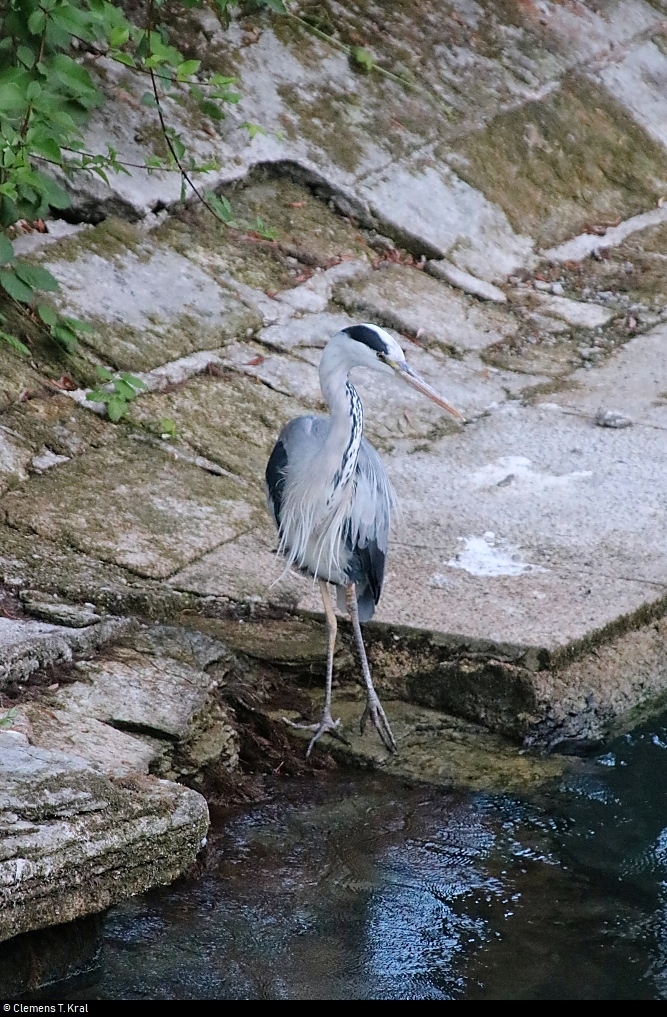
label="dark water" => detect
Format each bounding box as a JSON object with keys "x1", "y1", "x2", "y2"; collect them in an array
[{"x1": 40, "y1": 714, "x2": 667, "y2": 999}]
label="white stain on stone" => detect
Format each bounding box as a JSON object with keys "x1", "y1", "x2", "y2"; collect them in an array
[{"x1": 444, "y1": 533, "x2": 548, "y2": 578}]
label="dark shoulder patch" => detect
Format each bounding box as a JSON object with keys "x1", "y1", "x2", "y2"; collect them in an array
[
  {"x1": 265, "y1": 439, "x2": 289, "y2": 527},
  {"x1": 346, "y1": 538, "x2": 385, "y2": 622},
  {"x1": 343, "y1": 324, "x2": 389, "y2": 354}
]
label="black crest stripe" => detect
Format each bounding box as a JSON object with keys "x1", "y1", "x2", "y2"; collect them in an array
[{"x1": 343, "y1": 324, "x2": 388, "y2": 353}]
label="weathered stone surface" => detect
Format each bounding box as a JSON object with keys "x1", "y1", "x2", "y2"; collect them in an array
[
  {"x1": 0, "y1": 614, "x2": 134, "y2": 687},
  {"x1": 529, "y1": 293, "x2": 614, "y2": 329},
  {"x1": 0, "y1": 731, "x2": 208, "y2": 943},
  {"x1": 258, "y1": 311, "x2": 355, "y2": 352},
  {"x1": 336, "y1": 263, "x2": 518, "y2": 353},
  {"x1": 1, "y1": 436, "x2": 256, "y2": 579},
  {"x1": 21, "y1": 704, "x2": 161, "y2": 778},
  {"x1": 43, "y1": 220, "x2": 262, "y2": 371},
  {"x1": 62, "y1": 647, "x2": 217, "y2": 741},
  {"x1": 452, "y1": 73, "x2": 667, "y2": 250},
  {"x1": 278, "y1": 689, "x2": 565, "y2": 793},
  {"x1": 20, "y1": 589, "x2": 102, "y2": 627},
  {"x1": 126, "y1": 370, "x2": 307, "y2": 484},
  {"x1": 426, "y1": 261, "x2": 508, "y2": 303},
  {"x1": 543, "y1": 206, "x2": 667, "y2": 263},
  {"x1": 2, "y1": 393, "x2": 114, "y2": 461},
  {"x1": 540, "y1": 325, "x2": 667, "y2": 430},
  {"x1": 0, "y1": 425, "x2": 32, "y2": 496}
]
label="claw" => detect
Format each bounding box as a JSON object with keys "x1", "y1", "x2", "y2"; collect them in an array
[
  {"x1": 283, "y1": 712, "x2": 349, "y2": 757},
  {"x1": 360, "y1": 693, "x2": 398, "y2": 754}
]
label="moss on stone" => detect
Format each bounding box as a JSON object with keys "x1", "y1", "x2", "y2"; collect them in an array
[
  {"x1": 127, "y1": 369, "x2": 310, "y2": 490},
  {"x1": 454, "y1": 75, "x2": 667, "y2": 248}
]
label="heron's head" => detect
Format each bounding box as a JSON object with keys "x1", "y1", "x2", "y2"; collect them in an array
[{"x1": 333, "y1": 323, "x2": 465, "y2": 423}]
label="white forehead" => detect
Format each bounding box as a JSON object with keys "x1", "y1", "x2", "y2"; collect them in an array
[{"x1": 341, "y1": 323, "x2": 406, "y2": 360}]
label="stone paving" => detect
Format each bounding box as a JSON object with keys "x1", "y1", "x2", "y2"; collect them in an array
[{"x1": 2, "y1": 0, "x2": 667, "y2": 947}]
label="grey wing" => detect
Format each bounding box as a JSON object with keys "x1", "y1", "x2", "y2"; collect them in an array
[
  {"x1": 265, "y1": 415, "x2": 327, "y2": 530},
  {"x1": 343, "y1": 437, "x2": 397, "y2": 621}
]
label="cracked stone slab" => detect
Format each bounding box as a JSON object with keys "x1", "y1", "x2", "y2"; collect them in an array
[
  {"x1": 126, "y1": 369, "x2": 308, "y2": 485},
  {"x1": 529, "y1": 293, "x2": 615, "y2": 329},
  {"x1": 42, "y1": 223, "x2": 261, "y2": 372},
  {"x1": 0, "y1": 731, "x2": 208, "y2": 943},
  {"x1": 2, "y1": 393, "x2": 115, "y2": 461},
  {"x1": 537, "y1": 325, "x2": 667, "y2": 431},
  {"x1": 336, "y1": 263, "x2": 518, "y2": 354},
  {"x1": 0, "y1": 426, "x2": 32, "y2": 497},
  {"x1": 599, "y1": 39, "x2": 667, "y2": 153},
  {"x1": 1, "y1": 436, "x2": 256, "y2": 580},
  {"x1": 49, "y1": 644, "x2": 239, "y2": 777},
  {"x1": 543, "y1": 206, "x2": 667, "y2": 263},
  {"x1": 19, "y1": 704, "x2": 161, "y2": 779},
  {"x1": 274, "y1": 261, "x2": 370, "y2": 314},
  {"x1": 426, "y1": 261, "x2": 508, "y2": 303},
  {"x1": 0, "y1": 615, "x2": 134, "y2": 687},
  {"x1": 60, "y1": 647, "x2": 217, "y2": 742},
  {"x1": 257, "y1": 311, "x2": 355, "y2": 353}
]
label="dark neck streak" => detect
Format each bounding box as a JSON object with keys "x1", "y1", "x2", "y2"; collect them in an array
[{"x1": 328, "y1": 381, "x2": 363, "y2": 505}]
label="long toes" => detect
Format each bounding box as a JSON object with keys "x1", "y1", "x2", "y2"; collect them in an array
[
  {"x1": 361, "y1": 699, "x2": 398, "y2": 754},
  {"x1": 305, "y1": 716, "x2": 343, "y2": 758}
]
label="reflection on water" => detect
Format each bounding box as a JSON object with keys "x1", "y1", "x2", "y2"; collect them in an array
[{"x1": 40, "y1": 714, "x2": 667, "y2": 999}]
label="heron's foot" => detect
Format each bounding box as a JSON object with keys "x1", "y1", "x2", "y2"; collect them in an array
[
  {"x1": 360, "y1": 692, "x2": 398, "y2": 754},
  {"x1": 283, "y1": 710, "x2": 348, "y2": 758}
]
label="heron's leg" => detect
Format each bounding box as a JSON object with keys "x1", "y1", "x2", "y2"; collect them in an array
[
  {"x1": 345, "y1": 583, "x2": 398, "y2": 754},
  {"x1": 283, "y1": 580, "x2": 345, "y2": 757}
]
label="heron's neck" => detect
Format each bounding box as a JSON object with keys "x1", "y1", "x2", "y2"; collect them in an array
[{"x1": 319, "y1": 362, "x2": 364, "y2": 496}]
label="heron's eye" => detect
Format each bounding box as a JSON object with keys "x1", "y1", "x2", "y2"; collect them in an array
[{"x1": 377, "y1": 351, "x2": 386, "y2": 361}]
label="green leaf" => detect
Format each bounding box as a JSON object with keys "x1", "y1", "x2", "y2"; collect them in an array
[
  {"x1": 0, "y1": 706, "x2": 17, "y2": 729},
  {"x1": 351, "y1": 47, "x2": 375, "y2": 72},
  {"x1": 0, "y1": 235, "x2": 14, "y2": 266},
  {"x1": 0, "y1": 269, "x2": 34, "y2": 304},
  {"x1": 51, "y1": 323, "x2": 77, "y2": 350},
  {"x1": 119, "y1": 372, "x2": 147, "y2": 390},
  {"x1": 111, "y1": 52, "x2": 136, "y2": 68},
  {"x1": 34, "y1": 172, "x2": 70, "y2": 209},
  {"x1": 37, "y1": 303, "x2": 58, "y2": 326},
  {"x1": 63, "y1": 317, "x2": 93, "y2": 334},
  {"x1": 140, "y1": 91, "x2": 157, "y2": 108},
  {"x1": 14, "y1": 263, "x2": 60, "y2": 292},
  {"x1": 261, "y1": 0, "x2": 286, "y2": 12},
  {"x1": 240, "y1": 121, "x2": 268, "y2": 139},
  {"x1": 109, "y1": 27, "x2": 130, "y2": 48},
  {"x1": 0, "y1": 331, "x2": 30, "y2": 356},
  {"x1": 159, "y1": 416, "x2": 177, "y2": 438},
  {"x1": 87, "y1": 388, "x2": 109, "y2": 402},
  {"x1": 199, "y1": 99, "x2": 224, "y2": 120},
  {"x1": 30, "y1": 134, "x2": 62, "y2": 163},
  {"x1": 28, "y1": 10, "x2": 47, "y2": 34},
  {"x1": 0, "y1": 83, "x2": 27, "y2": 114},
  {"x1": 113, "y1": 378, "x2": 137, "y2": 400},
  {"x1": 107, "y1": 396, "x2": 126, "y2": 422},
  {"x1": 177, "y1": 59, "x2": 201, "y2": 80},
  {"x1": 26, "y1": 80, "x2": 42, "y2": 102},
  {"x1": 17, "y1": 46, "x2": 36, "y2": 70},
  {"x1": 95, "y1": 365, "x2": 114, "y2": 381}
]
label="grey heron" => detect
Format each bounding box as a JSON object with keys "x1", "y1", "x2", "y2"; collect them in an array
[{"x1": 265, "y1": 323, "x2": 464, "y2": 756}]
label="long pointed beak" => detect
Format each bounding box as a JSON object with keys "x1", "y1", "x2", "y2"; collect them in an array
[{"x1": 392, "y1": 360, "x2": 466, "y2": 423}]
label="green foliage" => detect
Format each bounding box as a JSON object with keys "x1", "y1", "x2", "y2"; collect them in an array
[
  {"x1": 0, "y1": 706, "x2": 17, "y2": 729},
  {"x1": 87, "y1": 364, "x2": 147, "y2": 421},
  {"x1": 159, "y1": 415, "x2": 177, "y2": 439},
  {"x1": 251, "y1": 215, "x2": 277, "y2": 239},
  {"x1": 0, "y1": 0, "x2": 286, "y2": 356},
  {"x1": 351, "y1": 47, "x2": 375, "y2": 73}
]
